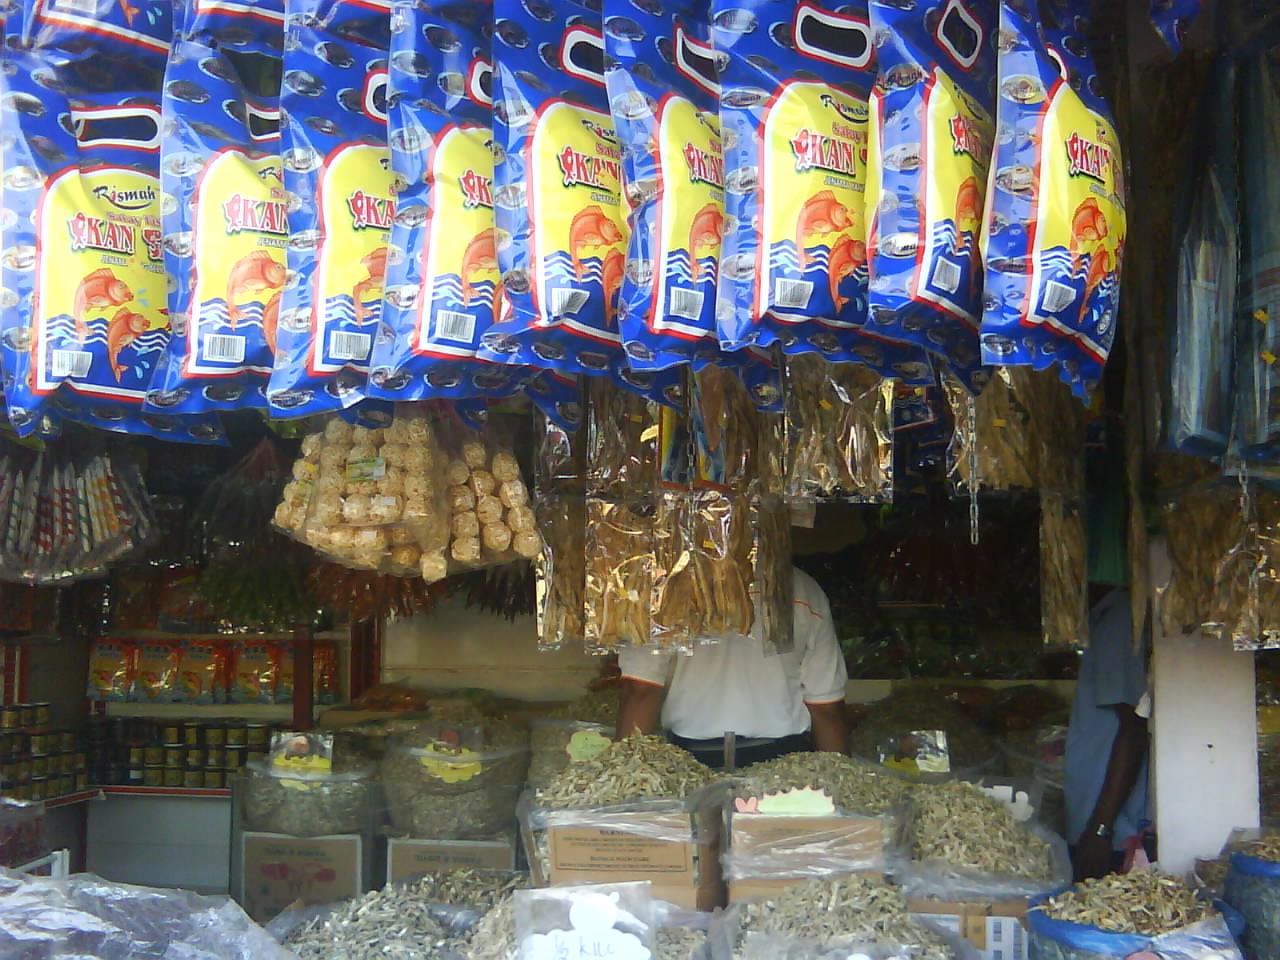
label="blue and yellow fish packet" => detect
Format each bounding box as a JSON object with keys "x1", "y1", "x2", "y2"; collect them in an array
[
  {"x1": 477, "y1": 0, "x2": 628, "y2": 380},
  {"x1": 18, "y1": 0, "x2": 171, "y2": 62},
  {"x1": 0, "y1": 1, "x2": 223, "y2": 442},
  {"x1": 865, "y1": 0, "x2": 995, "y2": 393},
  {"x1": 146, "y1": 0, "x2": 286, "y2": 416},
  {"x1": 367, "y1": 0, "x2": 528, "y2": 403},
  {"x1": 979, "y1": 1, "x2": 1126, "y2": 399},
  {"x1": 266, "y1": 0, "x2": 393, "y2": 419},
  {"x1": 712, "y1": 0, "x2": 932, "y2": 384},
  {"x1": 1150, "y1": 0, "x2": 1202, "y2": 55},
  {"x1": 604, "y1": 0, "x2": 721, "y2": 372}
]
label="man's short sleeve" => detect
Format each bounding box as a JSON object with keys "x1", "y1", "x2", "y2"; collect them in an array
[
  {"x1": 618, "y1": 645, "x2": 676, "y2": 688},
  {"x1": 1088, "y1": 590, "x2": 1145, "y2": 709},
  {"x1": 794, "y1": 570, "x2": 848, "y2": 704}
]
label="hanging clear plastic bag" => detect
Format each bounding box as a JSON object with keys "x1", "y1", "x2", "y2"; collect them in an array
[
  {"x1": 1040, "y1": 492, "x2": 1088, "y2": 649},
  {"x1": 535, "y1": 495, "x2": 587, "y2": 653},
  {"x1": 584, "y1": 498, "x2": 655, "y2": 653}
]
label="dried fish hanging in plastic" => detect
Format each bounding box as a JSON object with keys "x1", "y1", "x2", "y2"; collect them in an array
[
  {"x1": 1207, "y1": 481, "x2": 1280, "y2": 650},
  {"x1": 1041, "y1": 493, "x2": 1088, "y2": 649},
  {"x1": 751, "y1": 498, "x2": 795, "y2": 654},
  {"x1": 782, "y1": 354, "x2": 894, "y2": 502}
]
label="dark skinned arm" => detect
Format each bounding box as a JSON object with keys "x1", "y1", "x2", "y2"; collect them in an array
[
  {"x1": 1073, "y1": 703, "x2": 1148, "y2": 881},
  {"x1": 617, "y1": 678, "x2": 665, "y2": 738},
  {"x1": 806, "y1": 700, "x2": 850, "y2": 755}
]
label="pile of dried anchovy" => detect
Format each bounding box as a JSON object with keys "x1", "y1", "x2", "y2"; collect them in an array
[
  {"x1": 447, "y1": 894, "x2": 516, "y2": 960},
  {"x1": 241, "y1": 764, "x2": 372, "y2": 838},
  {"x1": 735, "y1": 752, "x2": 910, "y2": 815},
  {"x1": 283, "y1": 883, "x2": 451, "y2": 960},
  {"x1": 1036, "y1": 873, "x2": 1211, "y2": 935},
  {"x1": 848, "y1": 686, "x2": 998, "y2": 773},
  {"x1": 1238, "y1": 837, "x2": 1280, "y2": 861},
  {"x1": 534, "y1": 735, "x2": 718, "y2": 808},
  {"x1": 911, "y1": 781, "x2": 1056, "y2": 880},
  {"x1": 405, "y1": 870, "x2": 524, "y2": 912},
  {"x1": 656, "y1": 926, "x2": 708, "y2": 960},
  {"x1": 731, "y1": 874, "x2": 954, "y2": 960},
  {"x1": 1226, "y1": 839, "x2": 1280, "y2": 960},
  {"x1": 528, "y1": 691, "x2": 619, "y2": 786}
]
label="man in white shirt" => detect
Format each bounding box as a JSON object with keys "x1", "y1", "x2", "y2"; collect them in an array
[{"x1": 616, "y1": 566, "x2": 850, "y2": 768}]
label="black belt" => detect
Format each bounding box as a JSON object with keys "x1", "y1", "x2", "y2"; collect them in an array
[{"x1": 667, "y1": 732, "x2": 813, "y2": 771}]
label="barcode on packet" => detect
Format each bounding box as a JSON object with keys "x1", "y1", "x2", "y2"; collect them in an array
[
  {"x1": 773, "y1": 278, "x2": 814, "y2": 309},
  {"x1": 204, "y1": 334, "x2": 245, "y2": 363},
  {"x1": 434, "y1": 310, "x2": 477, "y2": 343},
  {"x1": 329, "y1": 330, "x2": 371, "y2": 361},
  {"x1": 667, "y1": 287, "x2": 705, "y2": 320},
  {"x1": 52, "y1": 0, "x2": 97, "y2": 14},
  {"x1": 550, "y1": 288, "x2": 589, "y2": 317},
  {"x1": 51, "y1": 350, "x2": 92, "y2": 379},
  {"x1": 1041, "y1": 280, "x2": 1076, "y2": 314},
  {"x1": 931, "y1": 258, "x2": 961, "y2": 294}
]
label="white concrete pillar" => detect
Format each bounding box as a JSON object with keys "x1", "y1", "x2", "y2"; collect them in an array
[{"x1": 1150, "y1": 537, "x2": 1260, "y2": 874}]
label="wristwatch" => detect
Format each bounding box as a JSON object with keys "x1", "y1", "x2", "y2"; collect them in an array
[{"x1": 1090, "y1": 822, "x2": 1113, "y2": 839}]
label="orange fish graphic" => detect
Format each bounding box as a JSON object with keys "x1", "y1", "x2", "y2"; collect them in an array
[
  {"x1": 225, "y1": 250, "x2": 285, "y2": 328},
  {"x1": 954, "y1": 176, "x2": 982, "y2": 244},
  {"x1": 827, "y1": 233, "x2": 867, "y2": 312},
  {"x1": 1069, "y1": 197, "x2": 1108, "y2": 275},
  {"x1": 601, "y1": 249, "x2": 625, "y2": 328},
  {"x1": 73, "y1": 267, "x2": 132, "y2": 340},
  {"x1": 106, "y1": 306, "x2": 148, "y2": 382},
  {"x1": 1077, "y1": 247, "x2": 1113, "y2": 326},
  {"x1": 568, "y1": 205, "x2": 623, "y2": 279},
  {"x1": 352, "y1": 248, "x2": 389, "y2": 325},
  {"x1": 460, "y1": 229, "x2": 499, "y2": 316},
  {"x1": 118, "y1": 0, "x2": 140, "y2": 24},
  {"x1": 687, "y1": 203, "x2": 726, "y2": 280},
  {"x1": 795, "y1": 190, "x2": 852, "y2": 271},
  {"x1": 261, "y1": 289, "x2": 282, "y2": 355}
]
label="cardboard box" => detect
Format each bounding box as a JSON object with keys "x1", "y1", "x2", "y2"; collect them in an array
[
  {"x1": 386, "y1": 833, "x2": 517, "y2": 883},
  {"x1": 908, "y1": 899, "x2": 1029, "y2": 960},
  {"x1": 239, "y1": 831, "x2": 364, "y2": 923},
  {"x1": 728, "y1": 811, "x2": 888, "y2": 868},
  {"x1": 526, "y1": 804, "x2": 725, "y2": 911}
]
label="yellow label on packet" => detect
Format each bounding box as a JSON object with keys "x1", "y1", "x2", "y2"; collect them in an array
[
  {"x1": 760, "y1": 82, "x2": 868, "y2": 322},
  {"x1": 528, "y1": 100, "x2": 625, "y2": 331},
  {"x1": 418, "y1": 746, "x2": 482, "y2": 783},
  {"x1": 312, "y1": 143, "x2": 394, "y2": 372},
  {"x1": 34, "y1": 166, "x2": 166, "y2": 398},
  {"x1": 418, "y1": 124, "x2": 497, "y2": 356},
  {"x1": 189, "y1": 148, "x2": 287, "y2": 376},
  {"x1": 565, "y1": 730, "x2": 611, "y2": 763}
]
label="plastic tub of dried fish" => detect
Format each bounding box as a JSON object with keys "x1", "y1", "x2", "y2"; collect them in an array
[
  {"x1": 713, "y1": 873, "x2": 974, "y2": 960},
  {"x1": 1029, "y1": 874, "x2": 1244, "y2": 960},
  {"x1": 239, "y1": 759, "x2": 374, "y2": 837},
  {"x1": 723, "y1": 752, "x2": 911, "y2": 881},
  {"x1": 381, "y1": 738, "x2": 530, "y2": 841},
  {"x1": 1227, "y1": 839, "x2": 1280, "y2": 960},
  {"x1": 897, "y1": 781, "x2": 1069, "y2": 902},
  {"x1": 526, "y1": 689, "x2": 619, "y2": 787}
]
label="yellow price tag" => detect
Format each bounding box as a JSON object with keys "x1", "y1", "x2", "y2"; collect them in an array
[
  {"x1": 818, "y1": 399, "x2": 832, "y2": 410},
  {"x1": 566, "y1": 731, "x2": 612, "y2": 763},
  {"x1": 1256, "y1": 309, "x2": 1270, "y2": 325},
  {"x1": 640, "y1": 425, "x2": 659, "y2": 443},
  {"x1": 1263, "y1": 350, "x2": 1276, "y2": 366},
  {"x1": 418, "y1": 746, "x2": 483, "y2": 783},
  {"x1": 992, "y1": 417, "x2": 1007, "y2": 428}
]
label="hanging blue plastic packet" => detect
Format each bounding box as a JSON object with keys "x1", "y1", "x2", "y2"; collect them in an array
[
  {"x1": 712, "y1": 0, "x2": 933, "y2": 385},
  {"x1": 476, "y1": 0, "x2": 629, "y2": 380},
  {"x1": 145, "y1": 0, "x2": 287, "y2": 416},
  {"x1": 979, "y1": 1, "x2": 1126, "y2": 399},
  {"x1": 603, "y1": 0, "x2": 721, "y2": 372},
  {"x1": 266, "y1": 0, "x2": 394, "y2": 418},
  {"x1": 0, "y1": 0, "x2": 223, "y2": 442},
  {"x1": 1150, "y1": 0, "x2": 1203, "y2": 55},
  {"x1": 864, "y1": 0, "x2": 995, "y2": 392},
  {"x1": 366, "y1": 0, "x2": 528, "y2": 403}
]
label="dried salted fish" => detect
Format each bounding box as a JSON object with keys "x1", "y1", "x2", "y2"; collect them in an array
[
  {"x1": 241, "y1": 761, "x2": 371, "y2": 837},
  {"x1": 447, "y1": 894, "x2": 517, "y2": 960},
  {"x1": 1038, "y1": 873, "x2": 1211, "y2": 936},
  {"x1": 734, "y1": 752, "x2": 910, "y2": 815},
  {"x1": 405, "y1": 870, "x2": 525, "y2": 911},
  {"x1": 528, "y1": 690, "x2": 619, "y2": 786},
  {"x1": 848, "y1": 686, "x2": 998, "y2": 773},
  {"x1": 283, "y1": 880, "x2": 451, "y2": 959},
  {"x1": 1041, "y1": 492, "x2": 1088, "y2": 649},
  {"x1": 1227, "y1": 838, "x2": 1280, "y2": 960},
  {"x1": 910, "y1": 782, "x2": 1056, "y2": 882},
  {"x1": 730, "y1": 874, "x2": 956, "y2": 960},
  {"x1": 534, "y1": 735, "x2": 717, "y2": 809},
  {"x1": 534, "y1": 495, "x2": 586, "y2": 652},
  {"x1": 656, "y1": 926, "x2": 708, "y2": 960},
  {"x1": 584, "y1": 499, "x2": 655, "y2": 651}
]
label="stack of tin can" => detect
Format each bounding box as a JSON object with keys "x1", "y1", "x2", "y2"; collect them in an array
[{"x1": 0, "y1": 703, "x2": 86, "y2": 801}]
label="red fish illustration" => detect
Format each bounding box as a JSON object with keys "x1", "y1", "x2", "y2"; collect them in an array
[
  {"x1": 954, "y1": 176, "x2": 982, "y2": 245},
  {"x1": 568, "y1": 205, "x2": 623, "y2": 279},
  {"x1": 261, "y1": 289, "x2": 282, "y2": 355},
  {"x1": 225, "y1": 250, "x2": 285, "y2": 328},
  {"x1": 687, "y1": 202, "x2": 726, "y2": 280},
  {"x1": 460, "y1": 229, "x2": 499, "y2": 315},
  {"x1": 73, "y1": 268, "x2": 132, "y2": 340},
  {"x1": 602, "y1": 249, "x2": 625, "y2": 327},
  {"x1": 1069, "y1": 197, "x2": 1108, "y2": 275},
  {"x1": 1077, "y1": 247, "x2": 1113, "y2": 327},
  {"x1": 827, "y1": 233, "x2": 867, "y2": 312},
  {"x1": 795, "y1": 190, "x2": 852, "y2": 271},
  {"x1": 118, "y1": 0, "x2": 140, "y2": 24},
  {"x1": 352, "y1": 248, "x2": 388, "y2": 325},
  {"x1": 106, "y1": 306, "x2": 148, "y2": 382}
]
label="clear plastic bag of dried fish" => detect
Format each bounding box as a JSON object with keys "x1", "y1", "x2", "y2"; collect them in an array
[
  {"x1": 534, "y1": 494, "x2": 586, "y2": 652},
  {"x1": 585, "y1": 378, "x2": 659, "y2": 500},
  {"x1": 584, "y1": 498, "x2": 657, "y2": 652},
  {"x1": 527, "y1": 689, "x2": 618, "y2": 787},
  {"x1": 848, "y1": 686, "x2": 1001, "y2": 779},
  {"x1": 898, "y1": 781, "x2": 1069, "y2": 901},
  {"x1": 1030, "y1": 873, "x2": 1242, "y2": 960},
  {"x1": 723, "y1": 753, "x2": 910, "y2": 881},
  {"x1": 239, "y1": 758, "x2": 374, "y2": 837},
  {"x1": 716, "y1": 874, "x2": 967, "y2": 960},
  {"x1": 1226, "y1": 836, "x2": 1280, "y2": 960},
  {"x1": 783, "y1": 354, "x2": 894, "y2": 503},
  {"x1": 381, "y1": 717, "x2": 530, "y2": 841}
]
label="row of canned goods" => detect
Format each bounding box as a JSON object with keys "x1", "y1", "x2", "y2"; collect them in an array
[
  {"x1": 1, "y1": 771, "x2": 89, "y2": 803},
  {"x1": 0, "y1": 703, "x2": 51, "y2": 730},
  {"x1": 89, "y1": 716, "x2": 276, "y2": 749}
]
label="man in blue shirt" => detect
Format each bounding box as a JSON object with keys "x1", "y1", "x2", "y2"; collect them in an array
[{"x1": 1064, "y1": 587, "x2": 1150, "y2": 880}]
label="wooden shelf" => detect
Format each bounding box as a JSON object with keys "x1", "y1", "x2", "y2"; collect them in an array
[
  {"x1": 94, "y1": 785, "x2": 231, "y2": 799},
  {"x1": 45, "y1": 789, "x2": 101, "y2": 809}
]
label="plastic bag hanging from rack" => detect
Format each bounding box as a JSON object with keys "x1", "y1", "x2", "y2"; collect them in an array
[{"x1": 1208, "y1": 475, "x2": 1280, "y2": 650}]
